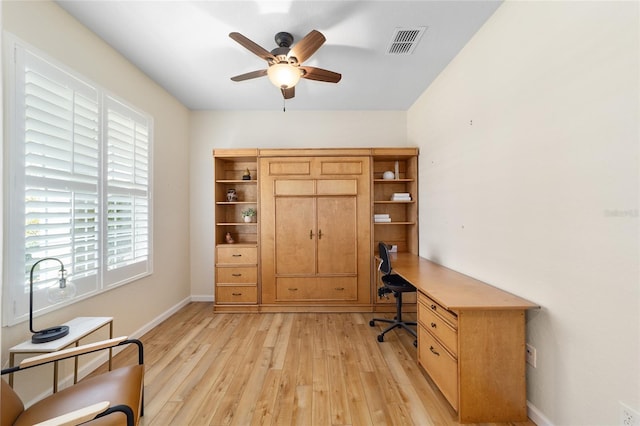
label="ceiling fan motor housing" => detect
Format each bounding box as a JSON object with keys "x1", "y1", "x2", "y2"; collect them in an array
[
  {"x1": 274, "y1": 32, "x2": 294, "y2": 47},
  {"x1": 271, "y1": 32, "x2": 295, "y2": 63}
]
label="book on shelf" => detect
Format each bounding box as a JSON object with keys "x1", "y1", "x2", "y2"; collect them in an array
[
  {"x1": 391, "y1": 192, "x2": 412, "y2": 201},
  {"x1": 374, "y1": 213, "x2": 391, "y2": 223}
]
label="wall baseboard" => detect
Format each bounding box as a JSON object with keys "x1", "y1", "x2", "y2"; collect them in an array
[{"x1": 528, "y1": 401, "x2": 553, "y2": 426}]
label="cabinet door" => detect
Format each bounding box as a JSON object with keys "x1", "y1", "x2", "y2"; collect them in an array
[
  {"x1": 275, "y1": 197, "x2": 315, "y2": 274},
  {"x1": 317, "y1": 196, "x2": 357, "y2": 274}
]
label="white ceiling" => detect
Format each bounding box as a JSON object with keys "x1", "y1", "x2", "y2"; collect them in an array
[{"x1": 56, "y1": 1, "x2": 502, "y2": 111}]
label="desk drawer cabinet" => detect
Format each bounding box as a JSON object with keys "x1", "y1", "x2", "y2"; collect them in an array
[
  {"x1": 418, "y1": 327, "x2": 458, "y2": 410},
  {"x1": 417, "y1": 293, "x2": 459, "y2": 410}
]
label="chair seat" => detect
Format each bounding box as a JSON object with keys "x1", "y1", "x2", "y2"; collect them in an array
[
  {"x1": 12, "y1": 365, "x2": 144, "y2": 426},
  {"x1": 382, "y1": 274, "x2": 416, "y2": 293}
]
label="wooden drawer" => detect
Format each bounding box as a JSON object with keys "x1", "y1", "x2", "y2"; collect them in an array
[
  {"x1": 418, "y1": 299, "x2": 458, "y2": 357},
  {"x1": 216, "y1": 285, "x2": 257, "y2": 304},
  {"x1": 419, "y1": 326, "x2": 459, "y2": 411},
  {"x1": 216, "y1": 267, "x2": 257, "y2": 284},
  {"x1": 275, "y1": 277, "x2": 357, "y2": 301},
  {"x1": 217, "y1": 246, "x2": 257, "y2": 265},
  {"x1": 419, "y1": 293, "x2": 458, "y2": 327}
]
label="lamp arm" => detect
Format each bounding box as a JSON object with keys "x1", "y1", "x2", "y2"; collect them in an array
[{"x1": 29, "y1": 257, "x2": 66, "y2": 334}]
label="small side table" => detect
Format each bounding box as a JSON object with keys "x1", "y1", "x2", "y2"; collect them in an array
[{"x1": 9, "y1": 317, "x2": 113, "y2": 392}]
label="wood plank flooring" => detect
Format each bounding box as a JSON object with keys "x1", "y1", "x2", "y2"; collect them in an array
[{"x1": 97, "y1": 302, "x2": 536, "y2": 426}]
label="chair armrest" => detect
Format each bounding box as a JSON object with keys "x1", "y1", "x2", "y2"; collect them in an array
[
  {"x1": 32, "y1": 401, "x2": 110, "y2": 426},
  {"x1": 20, "y1": 337, "x2": 128, "y2": 368}
]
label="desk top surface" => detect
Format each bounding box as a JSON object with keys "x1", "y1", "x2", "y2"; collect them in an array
[{"x1": 390, "y1": 253, "x2": 539, "y2": 311}]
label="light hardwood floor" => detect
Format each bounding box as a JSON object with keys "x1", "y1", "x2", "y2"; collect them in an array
[{"x1": 97, "y1": 302, "x2": 535, "y2": 426}]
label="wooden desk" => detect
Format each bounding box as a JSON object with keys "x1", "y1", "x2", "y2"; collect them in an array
[
  {"x1": 9, "y1": 317, "x2": 114, "y2": 392},
  {"x1": 390, "y1": 253, "x2": 539, "y2": 423}
]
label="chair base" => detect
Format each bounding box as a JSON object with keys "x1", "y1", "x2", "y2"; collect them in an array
[
  {"x1": 369, "y1": 317, "x2": 417, "y2": 344},
  {"x1": 370, "y1": 290, "x2": 417, "y2": 347}
]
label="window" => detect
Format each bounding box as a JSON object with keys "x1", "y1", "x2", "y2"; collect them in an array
[{"x1": 4, "y1": 36, "x2": 153, "y2": 326}]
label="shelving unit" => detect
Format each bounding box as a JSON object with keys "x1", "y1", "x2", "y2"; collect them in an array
[
  {"x1": 371, "y1": 148, "x2": 418, "y2": 254},
  {"x1": 371, "y1": 148, "x2": 419, "y2": 312},
  {"x1": 214, "y1": 149, "x2": 259, "y2": 311}
]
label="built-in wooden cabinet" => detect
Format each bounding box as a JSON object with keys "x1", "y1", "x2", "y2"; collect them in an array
[
  {"x1": 371, "y1": 148, "x2": 419, "y2": 312},
  {"x1": 213, "y1": 148, "x2": 417, "y2": 312},
  {"x1": 214, "y1": 150, "x2": 259, "y2": 311},
  {"x1": 259, "y1": 153, "x2": 371, "y2": 309}
]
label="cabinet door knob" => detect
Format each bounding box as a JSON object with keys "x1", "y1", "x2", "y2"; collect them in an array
[
  {"x1": 318, "y1": 229, "x2": 323, "y2": 239},
  {"x1": 309, "y1": 230, "x2": 314, "y2": 239},
  {"x1": 430, "y1": 304, "x2": 437, "y2": 310},
  {"x1": 430, "y1": 322, "x2": 437, "y2": 328},
  {"x1": 429, "y1": 346, "x2": 440, "y2": 356}
]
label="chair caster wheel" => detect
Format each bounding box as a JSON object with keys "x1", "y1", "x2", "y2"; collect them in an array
[
  {"x1": 369, "y1": 320, "x2": 375, "y2": 327},
  {"x1": 377, "y1": 335, "x2": 384, "y2": 342}
]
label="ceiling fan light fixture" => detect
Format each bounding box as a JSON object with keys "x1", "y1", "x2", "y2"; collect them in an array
[{"x1": 267, "y1": 63, "x2": 301, "y2": 89}]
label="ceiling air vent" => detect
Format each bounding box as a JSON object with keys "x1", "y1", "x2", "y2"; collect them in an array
[{"x1": 386, "y1": 27, "x2": 427, "y2": 55}]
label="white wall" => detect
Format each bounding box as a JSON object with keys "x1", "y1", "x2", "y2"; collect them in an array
[
  {"x1": 408, "y1": 1, "x2": 639, "y2": 424},
  {"x1": 189, "y1": 110, "x2": 406, "y2": 297},
  {"x1": 2, "y1": 0, "x2": 191, "y2": 400}
]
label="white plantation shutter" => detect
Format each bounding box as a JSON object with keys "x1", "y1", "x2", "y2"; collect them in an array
[
  {"x1": 105, "y1": 98, "x2": 151, "y2": 284},
  {"x1": 5, "y1": 37, "x2": 152, "y2": 325}
]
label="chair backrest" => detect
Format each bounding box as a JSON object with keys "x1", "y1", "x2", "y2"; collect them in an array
[
  {"x1": 378, "y1": 242, "x2": 392, "y2": 275},
  {"x1": 1, "y1": 379, "x2": 25, "y2": 425}
]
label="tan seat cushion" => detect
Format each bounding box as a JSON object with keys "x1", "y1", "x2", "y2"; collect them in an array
[{"x1": 11, "y1": 365, "x2": 143, "y2": 426}]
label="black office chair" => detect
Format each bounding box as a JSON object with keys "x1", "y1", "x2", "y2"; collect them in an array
[{"x1": 369, "y1": 242, "x2": 417, "y2": 346}]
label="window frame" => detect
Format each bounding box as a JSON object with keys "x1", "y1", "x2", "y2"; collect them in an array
[{"x1": 3, "y1": 34, "x2": 154, "y2": 327}]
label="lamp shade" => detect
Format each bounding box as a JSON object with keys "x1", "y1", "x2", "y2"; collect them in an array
[{"x1": 267, "y1": 63, "x2": 301, "y2": 89}]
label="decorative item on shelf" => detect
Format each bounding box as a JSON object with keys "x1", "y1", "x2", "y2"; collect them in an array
[
  {"x1": 382, "y1": 170, "x2": 395, "y2": 180},
  {"x1": 226, "y1": 189, "x2": 238, "y2": 202},
  {"x1": 225, "y1": 232, "x2": 235, "y2": 244},
  {"x1": 242, "y1": 168, "x2": 251, "y2": 180},
  {"x1": 394, "y1": 160, "x2": 400, "y2": 180},
  {"x1": 29, "y1": 257, "x2": 77, "y2": 343},
  {"x1": 242, "y1": 207, "x2": 257, "y2": 223}
]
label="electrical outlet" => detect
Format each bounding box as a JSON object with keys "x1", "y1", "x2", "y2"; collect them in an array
[
  {"x1": 620, "y1": 402, "x2": 640, "y2": 426},
  {"x1": 525, "y1": 343, "x2": 537, "y2": 368}
]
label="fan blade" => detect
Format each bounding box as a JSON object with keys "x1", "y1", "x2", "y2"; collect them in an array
[
  {"x1": 281, "y1": 87, "x2": 295, "y2": 99},
  {"x1": 300, "y1": 66, "x2": 342, "y2": 83},
  {"x1": 229, "y1": 32, "x2": 276, "y2": 62},
  {"x1": 288, "y1": 30, "x2": 325, "y2": 64},
  {"x1": 230, "y1": 69, "x2": 268, "y2": 82}
]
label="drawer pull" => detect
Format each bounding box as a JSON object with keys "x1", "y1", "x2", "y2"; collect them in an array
[
  {"x1": 289, "y1": 287, "x2": 298, "y2": 291},
  {"x1": 335, "y1": 287, "x2": 345, "y2": 291},
  {"x1": 232, "y1": 254, "x2": 242, "y2": 257},
  {"x1": 232, "y1": 273, "x2": 242, "y2": 277},
  {"x1": 232, "y1": 292, "x2": 242, "y2": 296},
  {"x1": 430, "y1": 322, "x2": 437, "y2": 328},
  {"x1": 430, "y1": 304, "x2": 437, "y2": 310},
  {"x1": 429, "y1": 346, "x2": 440, "y2": 356}
]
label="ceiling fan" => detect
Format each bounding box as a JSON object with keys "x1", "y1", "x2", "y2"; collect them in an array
[{"x1": 229, "y1": 30, "x2": 342, "y2": 100}]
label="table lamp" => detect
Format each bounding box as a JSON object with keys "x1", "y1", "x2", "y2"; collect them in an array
[{"x1": 29, "y1": 257, "x2": 76, "y2": 343}]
